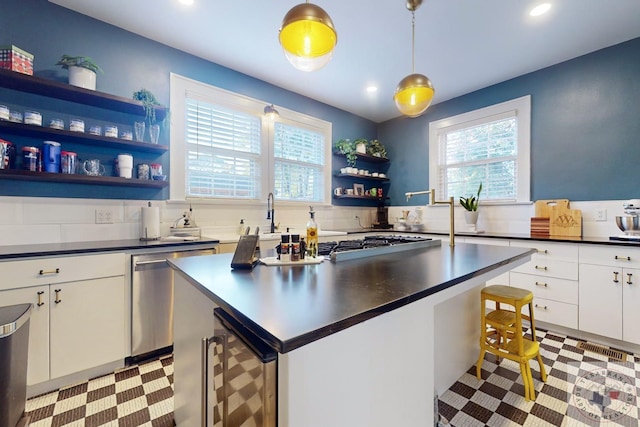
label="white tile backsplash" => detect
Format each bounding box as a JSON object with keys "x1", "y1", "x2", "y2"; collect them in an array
[{"x1": 0, "y1": 196, "x2": 632, "y2": 247}]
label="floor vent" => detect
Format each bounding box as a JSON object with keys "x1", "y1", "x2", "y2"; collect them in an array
[{"x1": 577, "y1": 341, "x2": 627, "y2": 362}]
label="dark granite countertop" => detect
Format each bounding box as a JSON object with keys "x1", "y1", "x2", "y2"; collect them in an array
[
  {"x1": 0, "y1": 238, "x2": 220, "y2": 260},
  {"x1": 343, "y1": 229, "x2": 640, "y2": 246},
  {"x1": 169, "y1": 242, "x2": 534, "y2": 353}
]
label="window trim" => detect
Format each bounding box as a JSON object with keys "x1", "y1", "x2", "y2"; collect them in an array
[
  {"x1": 169, "y1": 73, "x2": 332, "y2": 205},
  {"x1": 428, "y1": 95, "x2": 531, "y2": 204}
]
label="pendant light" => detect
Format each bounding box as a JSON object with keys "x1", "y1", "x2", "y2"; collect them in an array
[
  {"x1": 393, "y1": 0, "x2": 435, "y2": 117},
  {"x1": 279, "y1": 2, "x2": 338, "y2": 72}
]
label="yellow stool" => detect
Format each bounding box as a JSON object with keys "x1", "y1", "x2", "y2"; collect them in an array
[{"x1": 476, "y1": 285, "x2": 547, "y2": 401}]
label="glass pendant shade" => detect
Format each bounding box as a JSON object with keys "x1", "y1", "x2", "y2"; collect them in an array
[
  {"x1": 279, "y1": 3, "x2": 337, "y2": 72},
  {"x1": 393, "y1": 73, "x2": 435, "y2": 117}
]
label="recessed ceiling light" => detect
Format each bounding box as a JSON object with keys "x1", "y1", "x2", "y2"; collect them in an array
[
  {"x1": 178, "y1": 0, "x2": 194, "y2": 5},
  {"x1": 530, "y1": 3, "x2": 551, "y2": 16},
  {"x1": 366, "y1": 86, "x2": 378, "y2": 93}
]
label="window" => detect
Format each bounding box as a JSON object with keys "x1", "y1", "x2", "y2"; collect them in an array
[
  {"x1": 428, "y1": 95, "x2": 531, "y2": 203},
  {"x1": 170, "y1": 73, "x2": 332, "y2": 204}
]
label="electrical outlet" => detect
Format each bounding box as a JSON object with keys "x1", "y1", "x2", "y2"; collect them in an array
[
  {"x1": 595, "y1": 209, "x2": 607, "y2": 222},
  {"x1": 95, "y1": 209, "x2": 114, "y2": 224}
]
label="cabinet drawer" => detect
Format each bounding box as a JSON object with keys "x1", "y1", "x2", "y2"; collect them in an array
[
  {"x1": 579, "y1": 244, "x2": 640, "y2": 268},
  {"x1": 510, "y1": 240, "x2": 578, "y2": 262},
  {"x1": 510, "y1": 272, "x2": 578, "y2": 304},
  {"x1": 0, "y1": 253, "x2": 125, "y2": 291},
  {"x1": 531, "y1": 297, "x2": 578, "y2": 329},
  {"x1": 511, "y1": 259, "x2": 578, "y2": 280}
]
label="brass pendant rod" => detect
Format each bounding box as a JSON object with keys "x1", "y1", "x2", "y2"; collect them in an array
[{"x1": 411, "y1": 10, "x2": 416, "y2": 73}]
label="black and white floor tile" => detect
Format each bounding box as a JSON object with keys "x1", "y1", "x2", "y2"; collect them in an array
[
  {"x1": 24, "y1": 331, "x2": 640, "y2": 426},
  {"x1": 438, "y1": 329, "x2": 640, "y2": 426},
  {"x1": 25, "y1": 355, "x2": 174, "y2": 427}
]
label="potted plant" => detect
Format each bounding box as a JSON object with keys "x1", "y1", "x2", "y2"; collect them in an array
[
  {"x1": 334, "y1": 138, "x2": 357, "y2": 167},
  {"x1": 354, "y1": 138, "x2": 368, "y2": 154},
  {"x1": 133, "y1": 89, "x2": 165, "y2": 144},
  {"x1": 459, "y1": 182, "x2": 483, "y2": 225},
  {"x1": 56, "y1": 55, "x2": 103, "y2": 90},
  {"x1": 367, "y1": 139, "x2": 387, "y2": 158}
]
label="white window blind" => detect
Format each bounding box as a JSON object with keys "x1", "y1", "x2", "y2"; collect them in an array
[
  {"x1": 185, "y1": 99, "x2": 261, "y2": 199},
  {"x1": 273, "y1": 122, "x2": 325, "y2": 202},
  {"x1": 429, "y1": 95, "x2": 531, "y2": 204},
  {"x1": 439, "y1": 116, "x2": 517, "y2": 201}
]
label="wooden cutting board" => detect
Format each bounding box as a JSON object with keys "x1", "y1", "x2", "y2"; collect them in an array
[
  {"x1": 534, "y1": 199, "x2": 570, "y2": 218},
  {"x1": 549, "y1": 203, "x2": 582, "y2": 237}
]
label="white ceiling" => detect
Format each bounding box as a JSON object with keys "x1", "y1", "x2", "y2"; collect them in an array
[{"x1": 50, "y1": 0, "x2": 640, "y2": 123}]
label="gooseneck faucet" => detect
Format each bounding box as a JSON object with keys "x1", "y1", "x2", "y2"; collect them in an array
[
  {"x1": 267, "y1": 192, "x2": 275, "y2": 233},
  {"x1": 405, "y1": 189, "x2": 455, "y2": 247}
]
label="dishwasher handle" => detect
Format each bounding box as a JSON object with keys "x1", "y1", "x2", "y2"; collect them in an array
[
  {"x1": 202, "y1": 333, "x2": 227, "y2": 427},
  {"x1": 134, "y1": 259, "x2": 168, "y2": 267}
]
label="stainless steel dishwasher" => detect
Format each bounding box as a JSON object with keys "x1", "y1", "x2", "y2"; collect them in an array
[{"x1": 130, "y1": 248, "x2": 216, "y2": 362}]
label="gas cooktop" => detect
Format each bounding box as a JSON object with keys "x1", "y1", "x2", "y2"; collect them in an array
[{"x1": 318, "y1": 235, "x2": 441, "y2": 262}]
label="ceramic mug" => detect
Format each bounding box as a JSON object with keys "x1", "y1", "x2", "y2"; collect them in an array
[
  {"x1": 82, "y1": 159, "x2": 105, "y2": 176},
  {"x1": 370, "y1": 188, "x2": 378, "y2": 197},
  {"x1": 334, "y1": 187, "x2": 343, "y2": 196}
]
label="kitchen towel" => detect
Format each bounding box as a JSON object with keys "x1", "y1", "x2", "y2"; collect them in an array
[{"x1": 141, "y1": 206, "x2": 160, "y2": 240}]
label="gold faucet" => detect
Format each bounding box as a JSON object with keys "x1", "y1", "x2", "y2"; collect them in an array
[{"x1": 405, "y1": 189, "x2": 455, "y2": 247}]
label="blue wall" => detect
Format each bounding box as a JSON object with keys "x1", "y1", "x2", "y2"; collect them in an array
[
  {"x1": 1, "y1": 0, "x2": 377, "y2": 199},
  {"x1": 379, "y1": 37, "x2": 640, "y2": 205}
]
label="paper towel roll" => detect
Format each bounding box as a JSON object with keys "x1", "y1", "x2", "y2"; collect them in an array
[{"x1": 141, "y1": 206, "x2": 160, "y2": 240}]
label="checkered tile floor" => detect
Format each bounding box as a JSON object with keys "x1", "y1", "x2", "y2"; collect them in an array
[
  {"x1": 25, "y1": 355, "x2": 174, "y2": 427},
  {"x1": 24, "y1": 330, "x2": 640, "y2": 427},
  {"x1": 438, "y1": 329, "x2": 640, "y2": 426}
]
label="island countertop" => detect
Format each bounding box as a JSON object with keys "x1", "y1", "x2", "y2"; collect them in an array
[{"x1": 169, "y1": 241, "x2": 534, "y2": 353}]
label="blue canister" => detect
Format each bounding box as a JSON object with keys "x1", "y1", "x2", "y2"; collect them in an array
[{"x1": 43, "y1": 141, "x2": 61, "y2": 173}]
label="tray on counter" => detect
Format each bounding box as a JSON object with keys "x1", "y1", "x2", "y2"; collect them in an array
[{"x1": 259, "y1": 256, "x2": 324, "y2": 266}]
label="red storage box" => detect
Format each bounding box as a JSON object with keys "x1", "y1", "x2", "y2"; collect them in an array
[{"x1": 0, "y1": 45, "x2": 34, "y2": 75}]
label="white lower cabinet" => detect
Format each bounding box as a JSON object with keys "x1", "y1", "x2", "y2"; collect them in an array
[
  {"x1": 579, "y1": 263, "x2": 640, "y2": 344},
  {"x1": 0, "y1": 253, "x2": 125, "y2": 386},
  {"x1": 0, "y1": 285, "x2": 50, "y2": 385}
]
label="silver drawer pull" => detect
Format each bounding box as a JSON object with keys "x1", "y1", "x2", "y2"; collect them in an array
[
  {"x1": 535, "y1": 304, "x2": 548, "y2": 310},
  {"x1": 627, "y1": 273, "x2": 633, "y2": 285},
  {"x1": 615, "y1": 255, "x2": 631, "y2": 261},
  {"x1": 536, "y1": 249, "x2": 548, "y2": 254},
  {"x1": 613, "y1": 271, "x2": 619, "y2": 283},
  {"x1": 39, "y1": 268, "x2": 60, "y2": 275},
  {"x1": 535, "y1": 265, "x2": 548, "y2": 271},
  {"x1": 535, "y1": 282, "x2": 548, "y2": 287}
]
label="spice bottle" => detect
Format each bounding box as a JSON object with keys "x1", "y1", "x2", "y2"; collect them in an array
[
  {"x1": 238, "y1": 219, "x2": 245, "y2": 235},
  {"x1": 280, "y1": 234, "x2": 291, "y2": 262},
  {"x1": 306, "y1": 206, "x2": 318, "y2": 258},
  {"x1": 291, "y1": 234, "x2": 301, "y2": 261}
]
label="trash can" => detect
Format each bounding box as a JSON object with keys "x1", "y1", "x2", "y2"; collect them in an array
[{"x1": 0, "y1": 303, "x2": 32, "y2": 427}]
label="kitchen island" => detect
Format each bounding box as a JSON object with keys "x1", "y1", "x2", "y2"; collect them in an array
[{"x1": 170, "y1": 241, "x2": 534, "y2": 426}]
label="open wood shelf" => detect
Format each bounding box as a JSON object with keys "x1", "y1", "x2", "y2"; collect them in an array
[
  {"x1": 0, "y1": 69, "x2": 168, "y2": 120},
  {"x1": 333, "y1": 152, "x2": 390, "y2": 163},
  {"x1": 334, "y1": 173, "x2": 389, "y2": 181},
  {"x1": 0, "y1": 121, "x2": 168, "y2": 153},
  {"x1": 0, "y1": 169, "x2": 168, "y2": 188}
]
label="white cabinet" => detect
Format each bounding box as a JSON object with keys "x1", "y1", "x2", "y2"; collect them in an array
[
  {"x1": 579, "y1": 245, "x2": 640, "y2": 345},
  {"x1": 0, "y1": 253, "x2": 125, "y2": 385},
  {"x1": 509, "y1": 240, "x2": 579, "y2": 328}
]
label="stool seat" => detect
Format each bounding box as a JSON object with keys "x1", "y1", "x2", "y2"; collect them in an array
[{"x1": 477, "y1": 285, "x2": 546, "y2": 401}]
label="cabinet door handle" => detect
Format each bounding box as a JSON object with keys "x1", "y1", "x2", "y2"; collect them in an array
[
  {"x1": 535, "y1": 304, "x2": 548, "y2": 310},
  {"x1": 535, "y1": 265, "x2": 548, "y2": 271},
  {"x1": 615, "y1": 255, "x2": 631, "y2": 261},
  {"x1": 201, "y1": 333, "x2": 227, "y2": 427},
  {"x1": 613, "y1": 271, "x2": 619, "y2": 283},
  {"x1": 535, "y1": 281, "x2": 548, "y2": 287},
  {"x1": 54, "y1": 289, "x2": 62, "y2": 304},
  {"x1": 37, "y1": 291, "x2": 45, "y2": 307},
  {"x1": 627, "y1": 273, "x2": 633, "y2": 285},
  {"x1": 39, "y1": 268, "x2": 60, "y2": 275},
  {"x1": 536, "y1": 249, "x2": 548, "y2": 254}
]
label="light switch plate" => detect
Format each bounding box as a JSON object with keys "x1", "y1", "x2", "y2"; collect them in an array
[{"x1": 595, "y1": 209, "x2": 607, "y2": 222}]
